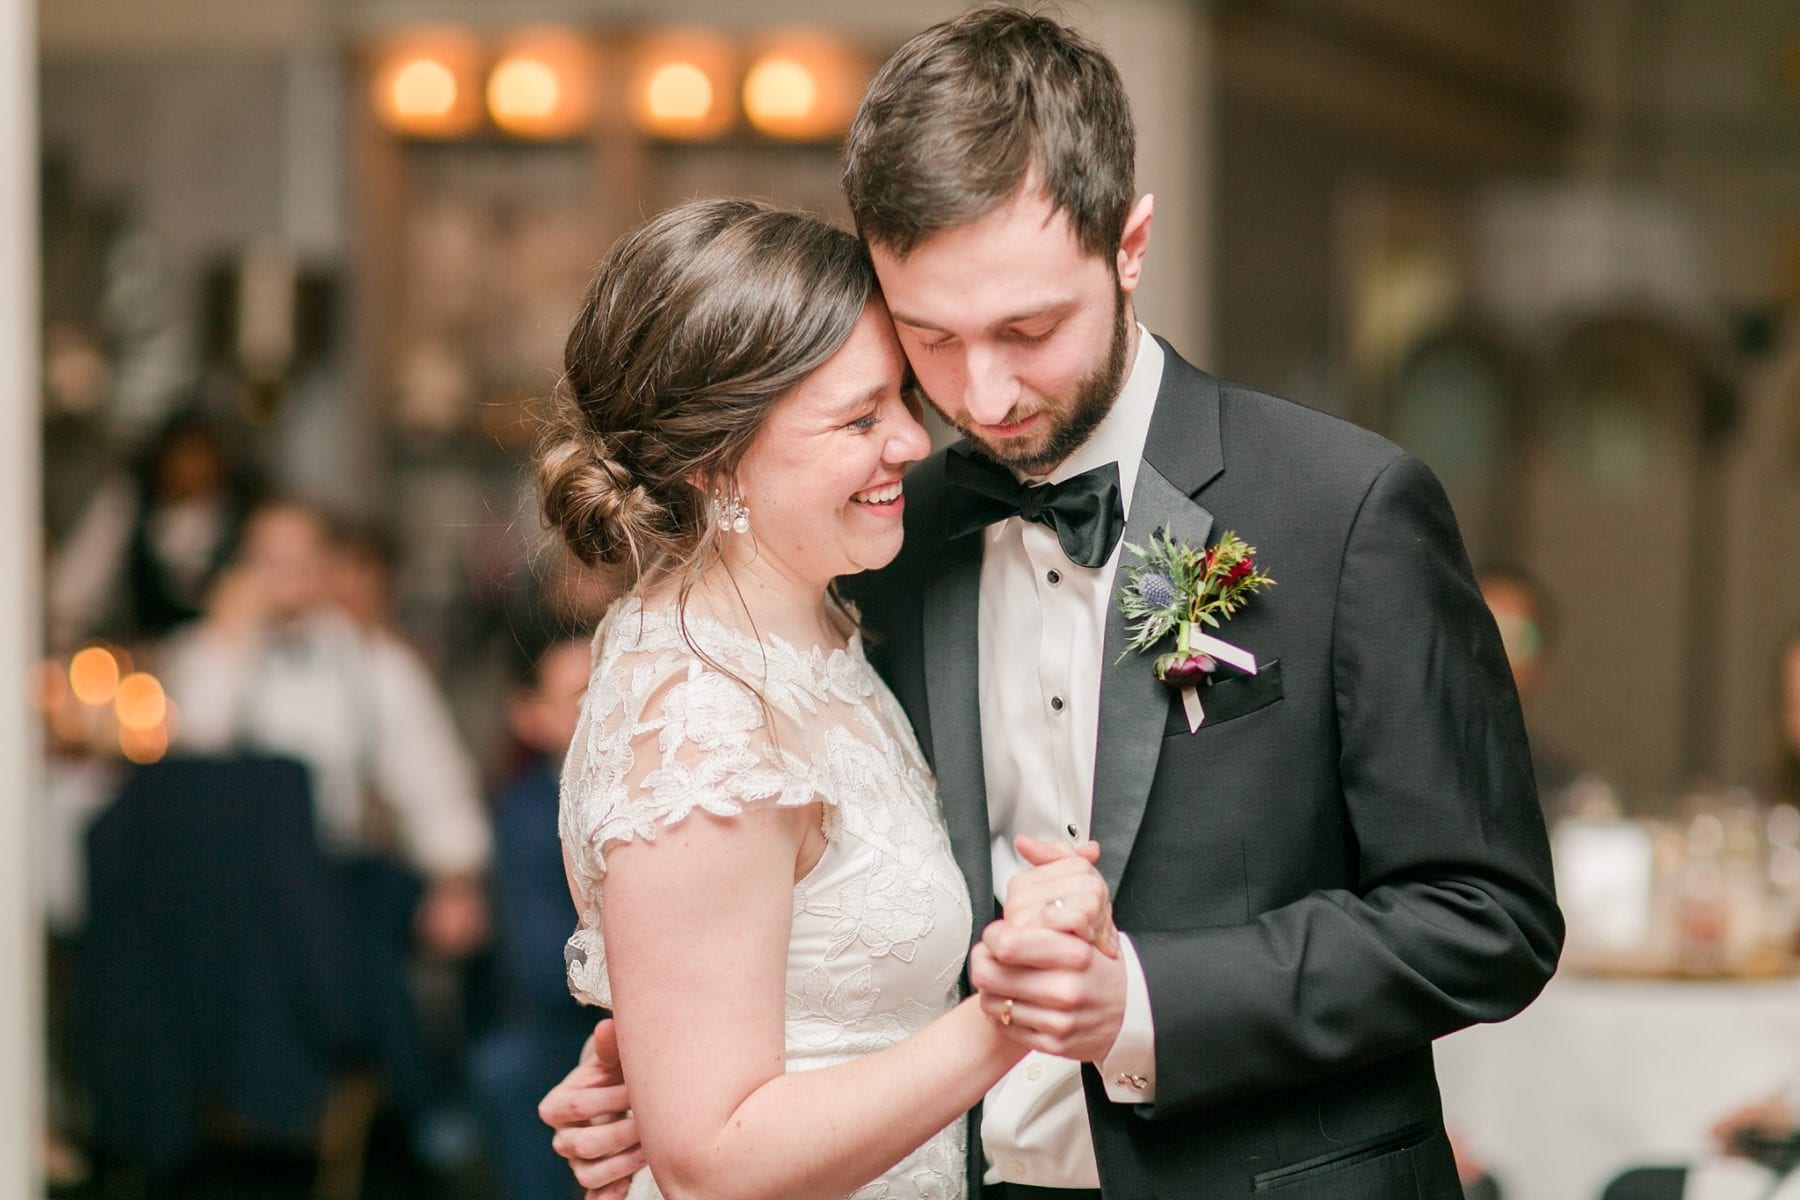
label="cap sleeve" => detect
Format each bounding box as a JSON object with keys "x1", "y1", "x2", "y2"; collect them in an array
[{"x1": 560, "y1": 647, "x2": 826, "y2": 901}]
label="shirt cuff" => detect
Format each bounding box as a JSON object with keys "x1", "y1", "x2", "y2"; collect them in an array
[{"x1": 1098, "y1": 931, "x2": 1156, "y2": 1103}]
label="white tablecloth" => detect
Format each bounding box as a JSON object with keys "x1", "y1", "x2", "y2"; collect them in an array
[{"x1": 1436, "y1": 972, "x2": 1800, "y2": 1200}]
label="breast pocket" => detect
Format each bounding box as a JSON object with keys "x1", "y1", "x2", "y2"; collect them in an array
[{"x1": 1163, "y1": 659, "x2": 1284, "y2": 738}]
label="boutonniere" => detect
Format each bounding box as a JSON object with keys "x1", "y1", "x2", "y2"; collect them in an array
[{"x1": 1117, "y1": 529, "x2": 1275, "y2": 731}]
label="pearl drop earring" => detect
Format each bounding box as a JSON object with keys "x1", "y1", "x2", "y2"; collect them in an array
[{"x1": 713, "y1": 489, "x2": 750, "y2": 535}]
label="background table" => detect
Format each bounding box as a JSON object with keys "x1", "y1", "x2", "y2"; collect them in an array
[{"x1": 1436, "y1": 971, "x2": 1800, "y2": 1200}]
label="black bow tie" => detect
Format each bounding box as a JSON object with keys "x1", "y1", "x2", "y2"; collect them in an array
[{"x1": 943, "y1": 450, "x2": 1125, "y2": 569}]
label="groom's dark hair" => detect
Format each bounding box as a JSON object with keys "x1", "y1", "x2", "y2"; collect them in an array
[{"x1": 842, "y1": 4, "x2": 1136, "y2": 261}]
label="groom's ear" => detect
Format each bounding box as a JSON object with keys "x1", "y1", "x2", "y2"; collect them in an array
[{"x1": 1116, "y1": 193, "x2": 1155, "y2": 296}]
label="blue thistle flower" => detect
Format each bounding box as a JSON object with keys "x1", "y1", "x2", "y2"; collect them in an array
[{"x1": 1137, "y1": 571, "x2": 1177, "y2": 610}]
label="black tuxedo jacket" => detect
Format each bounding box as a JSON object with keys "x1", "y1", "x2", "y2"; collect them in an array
[{"x1": 847, "y1": 340, "x2": 1562, "y2": 1199}]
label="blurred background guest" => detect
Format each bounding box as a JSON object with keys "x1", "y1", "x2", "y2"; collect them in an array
[
  {"x1": 468, "y1": 634, "x2": 595, "y2": 1200},
  {"x1": 46, "y1": 411, "x2": 262, "y2": 652},
  {"x1": 1776, "y1": 631, "x2": 1800, "y2": 810},
  {"x1": 329, "y1": 518, "x2": 404, "y2": 639},
  {"x1": 158, "y1": 499, "x2": 493, "y2": 1168},
  {"x1": 1481, "y1": 565, "x2": 1584, "y2": 822}
]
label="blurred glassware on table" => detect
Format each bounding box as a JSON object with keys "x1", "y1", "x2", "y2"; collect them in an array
[{"x1": 1553, "y1": 784, "x2": 1800, "y2": 979}]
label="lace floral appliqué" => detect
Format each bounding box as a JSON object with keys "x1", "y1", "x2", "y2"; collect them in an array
[{"x1": 560, "y1": 600, "x2": 972, "y2": 1200}]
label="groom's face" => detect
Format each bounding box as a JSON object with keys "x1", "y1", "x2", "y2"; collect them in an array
[{"x1": 871, "y1": 186, "x2": 1135, "y2": 475}]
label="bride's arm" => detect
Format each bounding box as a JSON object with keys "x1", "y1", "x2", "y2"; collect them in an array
[{"x1": 600, "y1": 802, "x2": 1022, "y2": 1200}]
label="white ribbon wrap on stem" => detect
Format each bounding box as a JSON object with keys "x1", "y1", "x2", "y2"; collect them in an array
[{"x1": 1179, "y1": 631, "x2": 1260, "y2": 733}]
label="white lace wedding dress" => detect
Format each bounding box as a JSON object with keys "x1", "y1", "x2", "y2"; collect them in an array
[{"x1": 561, "y1": 598, "x2": 974, "y2": 1200}]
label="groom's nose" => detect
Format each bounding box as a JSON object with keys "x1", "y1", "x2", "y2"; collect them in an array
[{"x1": 961, "y1": 345, "x2": 1019, "y2": 426}]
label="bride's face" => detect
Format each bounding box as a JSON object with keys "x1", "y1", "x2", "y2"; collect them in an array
[{"x1": 732, "y1": 298, "x2": 931, "y2": 588}]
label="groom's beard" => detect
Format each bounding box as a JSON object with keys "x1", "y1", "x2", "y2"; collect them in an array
[{"x1": 938, "y1": 286, "x2": 1131, "y2": 475}]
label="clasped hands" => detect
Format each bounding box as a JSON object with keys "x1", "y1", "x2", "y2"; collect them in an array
[
  {"x1": 538, "y1": 834, "x2": 1127, "y2": 1200},
  {"x1": 972, "y1": 833, "x2": 1128, "y2": 1064}
]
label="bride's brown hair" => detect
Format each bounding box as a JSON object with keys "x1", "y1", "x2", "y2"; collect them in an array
[{"x1": 536, "y1": 197, "x2": 876, "y2": 596}]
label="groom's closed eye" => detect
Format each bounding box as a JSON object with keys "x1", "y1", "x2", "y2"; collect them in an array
[{"x1": 1003, "y1": 323, "x2": 1059, "y2": 345}]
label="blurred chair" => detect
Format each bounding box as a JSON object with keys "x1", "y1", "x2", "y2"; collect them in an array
[{"x1": 77, "y1": 754, "x2": 377, "y2": 1199}]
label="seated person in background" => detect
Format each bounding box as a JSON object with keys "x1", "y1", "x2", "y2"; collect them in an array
[
  {"x1": 1480, "y1": 565, "x2": 1582, "y2": 821},
  {"x1": 469, "y1": 635, "x2": 597, "y2": 1200},
  {"x1": 1602, "y1": 1089, "x2": 1800, "y2": 1200},
  {"x1": 159, "y1": 499, "x2": 492, "y2": 1156}
]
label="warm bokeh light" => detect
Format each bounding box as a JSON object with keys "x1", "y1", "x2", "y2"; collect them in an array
[
  {"x1": 742, "y1": 29, "x2": 867, "y2": 140},
  {"x1": 490, "y1": 58, "x2": 558, "y2": 119},
  {"x1": 648, "y1": 63, "x2": 713, "y2": 121},
  {"x1": 372, "y1": 30, "x2": 484, "y2": 138},
  {"x1": 487, "y1": 29, "x2": 594, "y2": 138},
  {"x1": 392, "y1": 58, "x2": 458, "y2": 119},
  {"x1": 628, "y1": 30, "x2": 736, "y2": 140},
  {"x1": 744, "y1": 58, "x2": 816, "y2": 123},
  {"x1": 114, "y1": 672, "x2": 167, "y2": 733},
  {"x1": 49, "y1": 698, "x2": 96, "y2": 747},
  {"x1": 69, "y1": 646, "x2": 121, "y2": 707},
  {"x1": 120, "y1": 723, "x2": 170, "y2": 765}
]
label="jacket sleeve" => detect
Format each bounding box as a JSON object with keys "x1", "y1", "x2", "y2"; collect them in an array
[{"x1": 1132, "y1": 452, "x2": 1563, "y2": 1118}]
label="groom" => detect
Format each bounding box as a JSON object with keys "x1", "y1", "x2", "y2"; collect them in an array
[{"x1": 544, "y1": 7, "x2": 1562, "y2": 1198}]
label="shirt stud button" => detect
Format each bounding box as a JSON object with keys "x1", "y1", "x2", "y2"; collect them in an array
[
  {"x1": 1067, "y1": 822, "x2": 1081, "y2": 839},
  {"x1": 1050, "y1": 695, "x2": 1064, "y2": 712},
  {"x1": 1046, "y1": 569, "x2": 1061, "y2": 586}
]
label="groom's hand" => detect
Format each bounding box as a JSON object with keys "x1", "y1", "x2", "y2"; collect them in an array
[
  {"x1": 538, "y1": 1018, "x2": 645, "y2": 1198},
  {"x1": 1001, "y1": 834, "x2": 1120, "y2": 959}
]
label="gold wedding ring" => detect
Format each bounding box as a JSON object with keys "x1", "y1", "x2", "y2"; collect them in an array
[{"x1": 1000, "y1": 998, "x2": 1013, "y2": 1026}]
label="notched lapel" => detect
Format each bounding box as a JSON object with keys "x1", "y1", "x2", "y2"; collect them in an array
[
  {"x1": 921, "y1": 529, "x2": 994, "y2": 928},
  {"x1": 1092, "y1": 466, "x2": 1215, "y2": 898}
]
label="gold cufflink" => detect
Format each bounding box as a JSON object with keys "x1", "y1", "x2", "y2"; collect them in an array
[{"x1": 1115, "y1": 1073, "x2": 1148, "y2": 1090}]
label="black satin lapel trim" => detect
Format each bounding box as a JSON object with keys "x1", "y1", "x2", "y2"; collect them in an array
[
  {"x1": 1092, "y1": 461, "x2": 1215, "y2": 897},
  {"x1": 921, "y1": 532, "x2": 994, "y2": 928},
  {"x1": 1144, "y1": 336, "x2": 1224, "y2": 498}
]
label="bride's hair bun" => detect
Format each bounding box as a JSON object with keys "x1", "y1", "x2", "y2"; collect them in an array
[
  {"x1": 535, "y1": 196, "x2": 876, "y2": 589},
  {"x1": 534, "y1": 413, "x2": 663, "y2": 569}
]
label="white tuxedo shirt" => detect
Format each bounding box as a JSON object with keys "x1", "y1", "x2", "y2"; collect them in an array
[{"x1": 978, "y1": 326, "x2": 1163, "y2": 1189}]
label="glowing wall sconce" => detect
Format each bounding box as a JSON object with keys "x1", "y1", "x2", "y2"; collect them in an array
[
  {"x1": 628, "y1": 29, "x2": 737, "y2": 140},
  {"x1": 487, "y1": 28, "x2": 595, "y2": 139},
  {"x1": 371, "y1": 29, "x2": 485, "y2": 138},
  {"x1": 742, "y1": 29, "x2": 866, "y2": 141}
]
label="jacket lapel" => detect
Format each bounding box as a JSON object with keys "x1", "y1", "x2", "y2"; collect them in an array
[
  {"x1": 1091, "y1": 341, "x2": 1225, "y2": 897},
  {"x1": 921, "y1": 489, "x2": 995, "y2": 925}
]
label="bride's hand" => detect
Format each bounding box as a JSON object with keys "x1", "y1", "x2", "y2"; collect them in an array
[
  {"x1": 975, "y1": 836, "x2": 1128, "y2": 1059},
  {"x1": 1000, "y1": 834, "x2": 1120, "y2": 959}
]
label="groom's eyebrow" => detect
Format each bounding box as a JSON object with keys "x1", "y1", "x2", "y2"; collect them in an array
[{"x1": 889, "y1": 301, "x2": 1073, "y2": 334}]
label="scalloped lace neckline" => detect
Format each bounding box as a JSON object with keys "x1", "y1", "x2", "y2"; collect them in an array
[{"x1": 606, "y1": 597, "x2": 865, "y2": 677}]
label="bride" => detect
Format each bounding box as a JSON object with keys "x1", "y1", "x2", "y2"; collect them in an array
[{"x1": 536, "y1": 197, "x2": 1114, "y2": 1200}]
